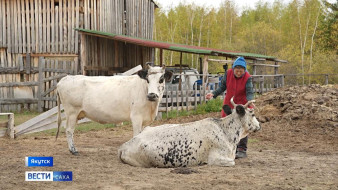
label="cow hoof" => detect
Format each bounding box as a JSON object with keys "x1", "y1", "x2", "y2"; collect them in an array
[{"x1": 70, "y1": 151, "x2": 79, "y2": 156}]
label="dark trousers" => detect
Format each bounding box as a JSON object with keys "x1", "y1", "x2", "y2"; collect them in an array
[{"x1": 237, "y1": 136, "x2": 248, "y2": 151}]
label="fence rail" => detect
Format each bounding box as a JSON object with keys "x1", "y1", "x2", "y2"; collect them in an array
[
  {"x1": 158, "y1": 73, "x2": 337, "y2": 117},
  {"x1": 1, "y1": 72, "x2": 336, "y2": 113}
]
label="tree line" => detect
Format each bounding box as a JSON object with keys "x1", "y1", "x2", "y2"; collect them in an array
[{"x1": 153, "y1": 0, "x2": 337, "y2": 84}]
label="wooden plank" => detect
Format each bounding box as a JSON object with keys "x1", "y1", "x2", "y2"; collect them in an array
[
  {"x1": 21, "y1": 0, "x2": 26, "y2": 53},
  {"x1": 2, "y1": 0, "x2": 6, "y2": 46},
  {"x1": 158, "y1": 106, "x2": 195, "y2": 112},
  {"x1": 251, "y1": 63, "x2": 280, "y2": 67},
  {"x1": 18, "y1": 54, "x2": 24, "y2": 71},
  {"x1": 59, "y1": 0, "x2": 63, "y2": 52},
  {"x1": 122, "y1": 65, "x2": 142, "y2": 76},
  {"x1": 39, "y1": 0, "x2": 43, "y2": 53},
  {"x1": 55, "y1": 5, "x2": 58, "y2": 52},
  {"x1": 75, "y1": 0, "x2": 79, "y2": 53},
  {"x1": 74, "y1": 57, "x2": 78, "y2": 74},
  {"x1": 25, "y1": 0, "x2": 30, "y2": 53},
  {"x1": 46, "y1": 0, "x2": 50, "y2": 52},
  {"x1": 30, "y1": 0, "x2": 35, "y2": 52},
  {"x1": 37, "y1": 57, "x2": 44, "y2": 112},
  {"x1": 26, "y1": 53, "x2": 31, "y2": 74},
  {"x1": 0, "y1": 98, "x2": 38, "y2": 104},
  {"x1": 45, "y1": 58, "x2": 50, "y2": 109},
  {"x1": 34, "y1": 0, "x2": 38, "y2": 52},
  {"x1": 51, "y1": 59, "x2": 56, "y2": 107},
  {"x1": 63, "y1": 0, "x2": 67, "y2": 52},
  {"x1": 0, "y1": 0, "x2": 3, "y2": 46},
  {"x1": 68, "y1": 0, "x2": 71, "y2": 53},
  {"x1": 80, "y1": 34, "x2": 86, "y2": 75},
  {"x1": 16, "y1": 112, "x2": 65, "y2": 135},
  {"x1": 14, "y1": 0, "x2": 18, "y2": 52},
  {"x1": 6, "y1": 0, "x2": 11, "y2": 52},
  {"x1": 43, "y1": 73, "x2": 66, "y2": 82},
  {"x1": 84, "y1": 0, "x2": 87, "y2": 29},
  {"x1": 0, "y1": 81, "x2": 39, "y2": 87},
  {"x1": 34, "y1": 0, "x2": 40, "y2": 53},
  {"x1": 42, "y1": 0, "x2": 46, "y2": 52},
  {"x1": 71, "y1": 0, "x2": 75, "y2": 53},
  {"x1": 18, "y1": 117, "x2": 91, "y2": 136},
  {"x1": 93, "y1": 0, "x2": 96, "y2": 30},
  {"x1": 15, "y1": 104, "x2": 63, "y2": 133},
  {"x1": 51, "y1": 0, "x2": 54, "y2": 52}
]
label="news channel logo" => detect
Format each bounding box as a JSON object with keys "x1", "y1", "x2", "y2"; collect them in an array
[
  {"x1": 25, "y1": 171, "x2": 73, "y2": 181},
  {"x1": 25, "y1": 157, "x2": 53, "y2": 167},
  {"x1": 25, "y1": 157, "x2": 72, "y2": 182}
]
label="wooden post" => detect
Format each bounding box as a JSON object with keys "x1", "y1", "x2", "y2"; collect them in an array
[
  {"x1": 325, "y1": 74, "x2": 328, "y2": 85},
  {"x1": 7, "y1": 113, "x2": 14, "y2": 139},
  {"x1": 37, "y1": 57, "x2": 45, "y2": 112},
  {"x1": 179, "y1": 52, "x2": 182, "y2": 90},
  {"x1": 159, "y1": 48, "x2": 163, "y2": 67},
  {"x1": 202, "y1": 55, "x2": 208, "y2": 102},
  {"x1": 274, "y1": 61, "x2": 279, "y2": 88},
  {"x1": 165, "y1": 84, "x2": 168, "y2": 117},
  {"x1": 0, "y1": 113, "x2": 15, "y2": 139},
  {"x1": 259, "y1": 76, "x2": 264, "y2": 94},
  {"x1": 80, "y1": 33, "x2": 87, "y2": 75}
]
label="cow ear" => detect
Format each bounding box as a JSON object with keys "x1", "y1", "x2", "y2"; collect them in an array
[
  {"x1": 146, "y1": 62, "x2": 154, "y2": 69},
  {"x1": 137, "y1": 70, "x2": 148, "y2": 80},
  {"x1": 222, "y1": 105, "x2": 232, "y2": 115},
  {"x1": 235, "y1": 105, "x2": 246, "y2": 117},
  {"x1": 164, "y1": 71, "x2": 173, "y2": 82}
]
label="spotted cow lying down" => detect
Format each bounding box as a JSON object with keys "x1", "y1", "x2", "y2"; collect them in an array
[{"x1": 118, "y1": 98, "x2": 261, "y2": 168}]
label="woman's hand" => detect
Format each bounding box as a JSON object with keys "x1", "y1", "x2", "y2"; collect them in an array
[{"x1": 206, "y1": 93, "x2": 214, "y2": 100}]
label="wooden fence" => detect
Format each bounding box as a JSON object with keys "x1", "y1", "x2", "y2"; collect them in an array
[
  {"x1": 158, "y1": 73, "x2": 284, "y2": 117},
  {"x1": 0, "y1": 0, "x2": 155, "y2": 53},
  {"x1": 0, "y1": 55, "x2": 78, "y2": 112}
]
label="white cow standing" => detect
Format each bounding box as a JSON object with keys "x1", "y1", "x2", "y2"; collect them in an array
[
  {"x1": 118, "y1": 98, "x2": 261, "y2": 167},
  {"x1": 56, "y1": 64, "x2": 172, "y2": 155}
]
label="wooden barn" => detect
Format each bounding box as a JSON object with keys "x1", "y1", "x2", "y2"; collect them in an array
[
  {"x1": 0, "y1": 0, "x2": 288, "y2": 115},
  {"x1": 0, "y1": 0, "x2": 158, "y2": 112}
]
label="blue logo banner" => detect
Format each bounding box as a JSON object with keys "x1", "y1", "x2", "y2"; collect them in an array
[
  {"x1": 25, "y1": 157, "x2": 53, "y2": 167},
  {"x1": 25, "y1": 171, "x2": 53, "y2": 181},
  {"x1": 25, "y1": 171, "x2": 73, "y2": 181},
  {"x1": 53, "y1": 171, "x2": 73, "y2": 181}
]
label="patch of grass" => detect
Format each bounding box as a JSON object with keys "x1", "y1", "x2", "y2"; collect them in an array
[
  {"x1": 0, "y1": 111, "x2": 40, "y2": 126},
  {"x1": 248, "y1": 138, "x2": 259, "y2": 143},
  {"x1": 162, "y1": 98, "x2": 223, "y2": 119}
]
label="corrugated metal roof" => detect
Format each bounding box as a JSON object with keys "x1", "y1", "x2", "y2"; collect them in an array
[{"x1": 76, "y1": 28, "x2": 277, "y2": 61}]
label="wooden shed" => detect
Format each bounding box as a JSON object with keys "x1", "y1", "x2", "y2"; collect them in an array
[{"x1": 0, "y1": 0, "x2": 158, "y2": 112}]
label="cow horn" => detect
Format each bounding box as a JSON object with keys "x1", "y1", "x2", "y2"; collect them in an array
[
  {"x1": 244, "y1": 100, "x2": 256, "y2": 109},
  {"x1": 230, "y1": 97, "x2": 236, "y2": 107},
  {"x1": 162, "y1": 64, "x2": 166, "y2": 70},
  {"x1": 146, "y1": 62, "x2": 153, "y2": 69}
]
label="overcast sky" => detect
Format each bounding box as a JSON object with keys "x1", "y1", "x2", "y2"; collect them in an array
[{"x1": 155, "y1": 0, "x2": 336, "y2": 14}]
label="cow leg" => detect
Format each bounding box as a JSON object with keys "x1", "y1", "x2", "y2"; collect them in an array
[
  {"x1": 131, "y1": 116, "x2": 143, "y2": 137},
  {"x1": 208, "y1": 150, "x2": 235, "y2": 167},
  {"x1": 65, "y1": 114, "x2": 79, "y2": 155}
]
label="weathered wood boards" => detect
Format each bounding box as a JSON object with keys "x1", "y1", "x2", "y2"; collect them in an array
[{"x1": 0, "y1": 113, "x2": 14, "y2": 138}]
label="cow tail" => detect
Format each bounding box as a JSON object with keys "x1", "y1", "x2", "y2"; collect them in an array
[{"x1": 56, "y1": 92, "x2": 61, "y2": 141}]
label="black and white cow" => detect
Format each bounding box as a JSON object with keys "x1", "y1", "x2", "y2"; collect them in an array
[
  {"x1": 56, "y1": 63, "x2": 172, "y2": 155},
  {"x1": 118, "y1": 97, "x2": 261, "y2": 167}
]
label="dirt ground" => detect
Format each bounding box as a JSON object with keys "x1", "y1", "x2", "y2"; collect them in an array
[{"x1": 0, "y1": 84, "x2": 337, "y2": 190}]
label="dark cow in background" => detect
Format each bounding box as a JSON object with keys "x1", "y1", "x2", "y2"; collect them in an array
[
  {"x1": 118, "y1": 97, "x2": 261, "y2": 167},
  {"x1": 56, "y1": 63, "x2": 172, "y2": 155}
]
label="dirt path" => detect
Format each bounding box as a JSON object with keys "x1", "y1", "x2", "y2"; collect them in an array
[{"x1": 0, "y1": 85, "x2": 337, "y2": 190}]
